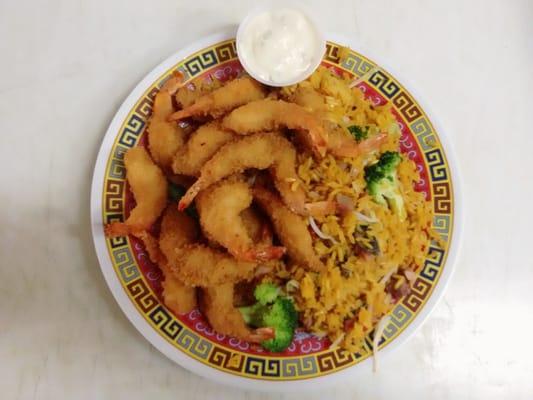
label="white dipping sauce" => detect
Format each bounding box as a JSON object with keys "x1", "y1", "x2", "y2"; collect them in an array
[{"x1": 238, "y1": 9, "x2": 321, "y2": 84}]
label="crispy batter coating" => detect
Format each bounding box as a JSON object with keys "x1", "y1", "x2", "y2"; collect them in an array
[
  {"x1": 168, "y1": 76, "x2": 266, "y2": 121},
  {"x1": 222, "y1": 99, "x2": 328, "y2": 156},
  {"x1": 178, "y1": 133, "x2": 306, "y2": 215},
  {"x1": 147, "y1": 74, "x2": 188, "y2": 169},
  {"x1": 253, "y1": 187, "x2": 325, "y2": 273},
  {"x1": 172, "y1": 121, "x2": 236, "y2": 176},
  {"x1": 168, "y1": 244, "x2": 259, "y2": 287},
  {"x1": 196, "y1": 178, "x2": 285, "y2": 261},
  {"x1": 105, "y1": 147, "x2": 167, "y2": 236},
  {"x1": 158, "y1": 205, "x2": 198, "y2": 314}
]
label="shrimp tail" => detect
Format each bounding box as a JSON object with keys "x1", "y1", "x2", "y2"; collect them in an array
[
  {"x1": 330, "y1": 132, "x2": 388, "y2": 158},
  {"x1": 236, "y1": 246, "x2": 287, "y2": 262},
  {"x1": 161, "y1": 71, "x2": 184, "y2": 94},
  {"x1": 248, "y1": 327, "x2": 275, "y2": 343},
  {"x1": 167, "y1": 102, "x2": 206, "y2": 121},
  {"x1": 104, "y1": 222, "x2": 131, "y2": 237},
  {"x1": 178, "y1": 180, "x2": 203, "y2": 211}
]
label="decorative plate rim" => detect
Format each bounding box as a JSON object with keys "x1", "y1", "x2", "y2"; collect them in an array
[{"x1": 90, "y1": 28, "x2": 463, "y2": 392}]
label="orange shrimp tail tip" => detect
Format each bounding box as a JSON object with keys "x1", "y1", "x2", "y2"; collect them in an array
[
  {"x1": 248, "y1": 327, "x2": 275, "y2": 343},
  {"x1": 238, "y1": 246, "x2": 287, "y2": 262},
  {"x1": 104, "y1": 222, "x2": 130, "y2": 237},
  {"x1": 257, "y1": 246, "x2": 286, "y2": 261},
  {"x1": 177, "y1": 200, "x2": 189, "y2": 212},
  {"x1": 161, "y1": 71, "x2": 184, "y2": 93},
  {"x1": 167, "y1": 102, "x2": 205, "y2": 122},
  {"x1": 177, "y1": 182, "x2": 201, "y2": 211},
  {"x1": 167, "y1": 109, "x2": 192, "y2": 122}
]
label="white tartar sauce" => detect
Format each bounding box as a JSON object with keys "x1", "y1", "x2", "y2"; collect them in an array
[{"x1": 238, "y1": 8, "x2": 322, "y2": 84}]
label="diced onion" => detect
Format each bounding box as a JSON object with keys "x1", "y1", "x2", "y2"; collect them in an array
[
  {"x1": 372, "y1": 315, "x2": 391, "y2": 372},
  {"x1": 404, "y1": 269, "x2": 417, "y2": 283},
  {"x1": 255, "y1": 265, "x2": 272, "y2": 276},
  {"x1": 355, "y1": 211, "x2": 377, "y2": 224},
  {"x1": 379, "y1": 265, "x2": 398, "y2": 285},
  {"x1": 349, "y1": 66, "x2": 379, "y2": 88},
  {"x1": 285, "y1": 279, "x2": 300, "y2": 293},
  {"x1": 308, "y1": 216, "x2": 337, "y2": 243},
  {"x1": 329, "y1": 333, "x2": 345, "y2": 350}
]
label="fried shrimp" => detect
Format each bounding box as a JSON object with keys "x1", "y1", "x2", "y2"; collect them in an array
[
  {"x1": 147, "y1": 74, "x2": 188, "y2": 169},
  {"x1": 168, "y1": 76, "x2": 266, "y2": 121},
  {"x1": 160, "y1": 200, "x2": 272, "y2": 288},
  {"x1": 289, "y1": 86, "x2": 388, "y2": 158},
  {"x1": 253, "y1": 187, "x2": 325, "y2": 273},
  {"x1": 168, "y1": 244, "x2": 260, "y2": 287},
  {"x1": 158, "y1": 205, "x2": 198, "y2": 314},
  {"x1": 200, "y1": 283, "x2": 274, "y2": 342},
  {"x1": 171, "y1": 122, "x2": 236, "y2": 176},
  {"x1": 327, "y1": 130, "x2": 388, "y2": 158},
  {"x1": 178, "y1": 133, "x2": 307, "y2": 215},
  {"x1": 105, "y1": 147, "x2": 168, "y2": 237},
  {"x1": 222, "y1": 99, "x2": 328, "y2": 156},
  {"x1": 196, "y1": 178, "x2": 285, "y2": 262}
]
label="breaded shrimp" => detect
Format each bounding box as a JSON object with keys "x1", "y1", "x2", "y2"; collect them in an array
[
  {"x1": 160, "y1": 202, "x2": 273, "y2": 288},
  {"x1": 289, "y1": 86, "x2": 388, "y2": 158},
  {"x1": 147, "y1": 73, "x2": 188, "y2": 169},
  {"x1": 105, "y1": 147, "x2": 168, "y2": 237},
  {"x1": 327, "y1": 129, "x2": 388, "y2": 158},
  {"x1": 158, "y1": 205, "x2": 198, "y2": 314},
  {"x1": 196, "y1": 178, "x2": 285, "y2": 261},
  {"x1": 253, "y1": 187, "x2": 325, "y2": 273},
  {"x1": 200, "y1": 283, "x2": 274, "y2": 342},
  {"x1": 168, "y1": 244, "x2": 261, "y2": 287},
  {"x1": 222, "y1": 99, "x2": 328, "y2": 157},
  {"x1": 168, "y1": 76, "x2": 266, "y2": 121},
  {"x1": 177, "y1": 133, "x2": 307, "y2": 215},
  {"x1": 171, "y1": 122, "x2": 236, "y2": 177}
]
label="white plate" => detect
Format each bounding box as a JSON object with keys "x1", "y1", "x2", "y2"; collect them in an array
[{"x1": 91, "y1": 29, "x2": 462, "y2": 391}]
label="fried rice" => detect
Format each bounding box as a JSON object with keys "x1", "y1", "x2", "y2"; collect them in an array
[{"x1": 273, "y1": 67, "x2": 436, "y2": 352}]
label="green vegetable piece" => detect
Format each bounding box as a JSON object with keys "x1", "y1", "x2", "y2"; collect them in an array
[
  {"x1": 238, "y1": 285, "x2": 298, "y2": 352},
  {"x1": 254, "y1": 282, "x2": 280, "y2": 305},
  {"x1": 348, "y1": 125, "x2": 369, "y2": 142},
  {"x1": 364, "y1": 151, "x2": 406, "y2": 221},
  {"x1": 260, "y1": 298, "x2": 298, "y2": 352}
]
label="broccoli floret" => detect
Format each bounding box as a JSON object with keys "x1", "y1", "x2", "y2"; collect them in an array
[
  {"x1": 364, "y1": 151, "x2": 406, "y2": 221},
  {"x1": 239, "y1": 302, "x2": 267, "y2": 327},
  {"x1": 254, "y1": 282, "x2": 280, "y2": 305},
  {"x1": 261, "y1": 297, "x2": 298, "y2": 352},
  {"x1": 347, "y1": 125, "x2": 369, "y2": 142},
  {"x1": 239, "y1": 284, "x2": 298, "y2": 352},
  {"x1": 168, "y1": 182, "x2": 198, "y2": 220}
]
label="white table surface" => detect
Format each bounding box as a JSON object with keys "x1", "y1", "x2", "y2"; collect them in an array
[{"x1": 1, "y1": 0, "x2": 531, "y2": 398}]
